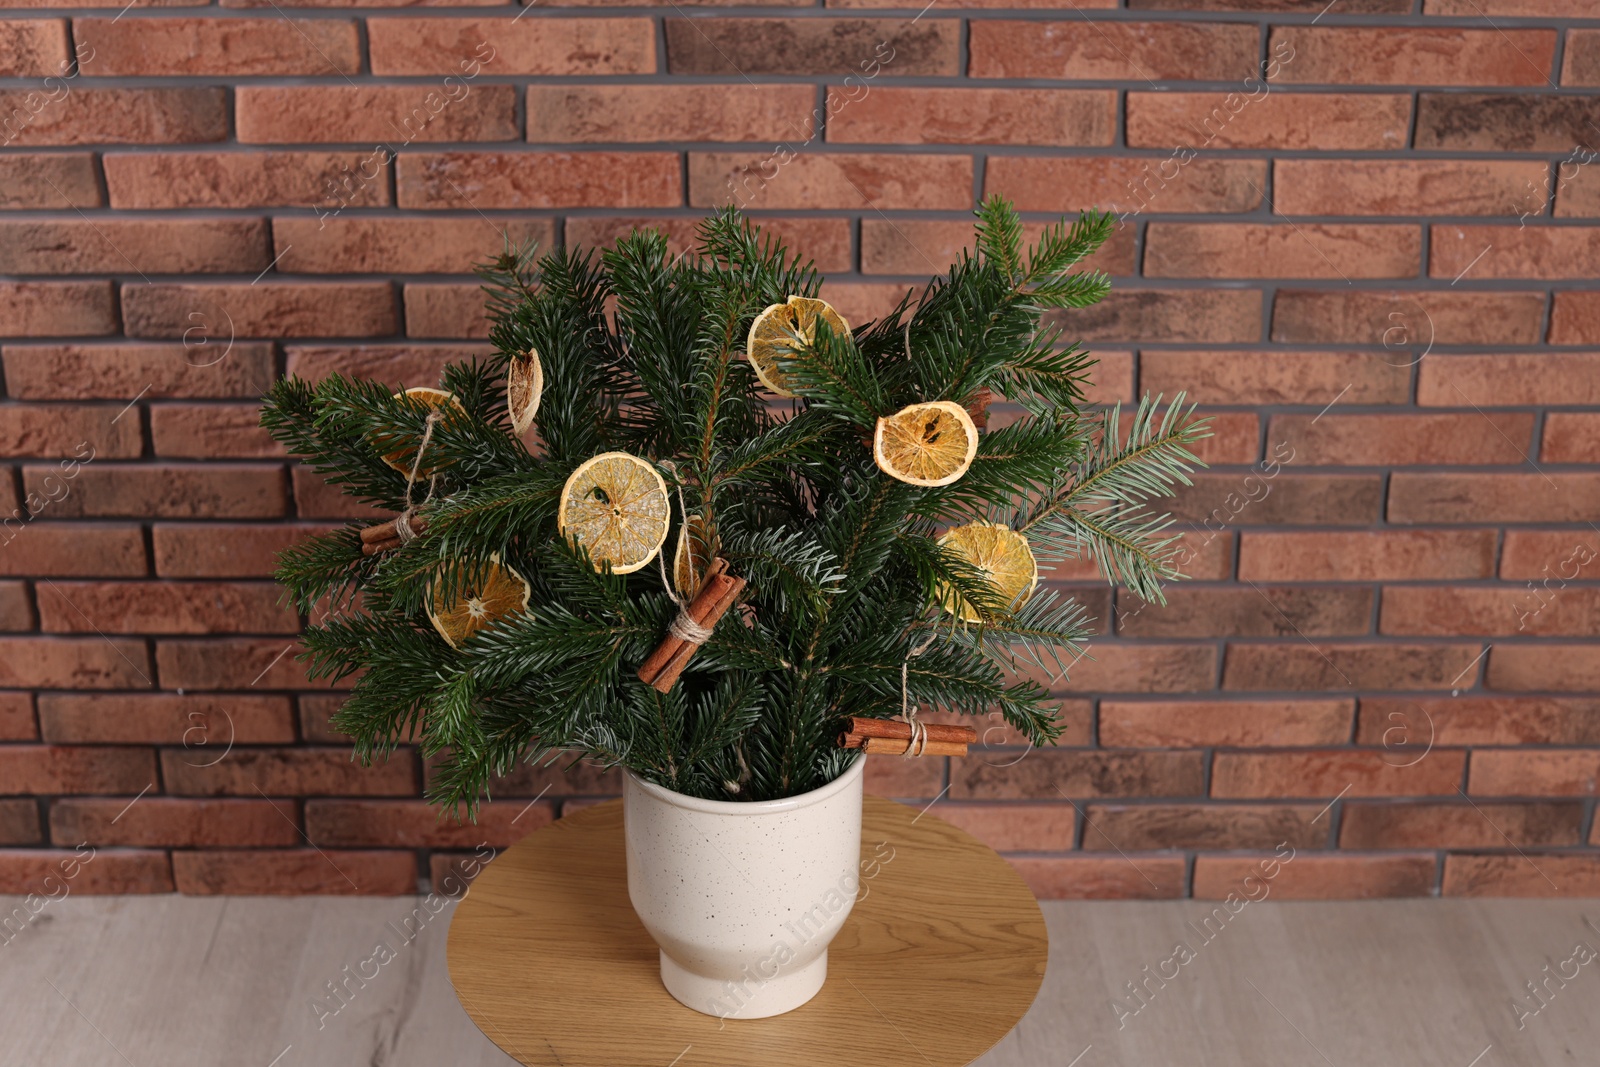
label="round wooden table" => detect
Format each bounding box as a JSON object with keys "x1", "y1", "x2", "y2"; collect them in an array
[{"x1": 447, "y1": 795, "x2": 1048, "y2": 1067}]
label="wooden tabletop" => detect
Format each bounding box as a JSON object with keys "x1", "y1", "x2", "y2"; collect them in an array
[{"x1": 446, "y1": 794, "x2": 1048, "y2": 1067}]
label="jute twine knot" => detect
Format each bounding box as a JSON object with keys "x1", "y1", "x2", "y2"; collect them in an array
[{"x1": 396, "y1": 410, "x2": 441, "y2": 547}]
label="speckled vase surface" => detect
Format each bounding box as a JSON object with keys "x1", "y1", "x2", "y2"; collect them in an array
[{"x1": 622, "y1": 756, "x2": 866, "y2": 1019}]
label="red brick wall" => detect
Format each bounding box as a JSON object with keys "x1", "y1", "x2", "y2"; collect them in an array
[{"x1": 1, "y1": 0, "x2": 1598, "y2": 900}]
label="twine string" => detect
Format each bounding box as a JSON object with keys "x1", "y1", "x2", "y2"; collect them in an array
[
  {"x1": 396, "y1": 411, "x2": 443, "y2": 542},
  {"x1": 653, "y1": 459, "x2": 710, "y2": 643},
  {"x1": 898, "y1": 630, "x2": 939, "y2": 758}
]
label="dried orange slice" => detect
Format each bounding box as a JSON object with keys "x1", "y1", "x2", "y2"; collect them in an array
[
  {"x1": 557, "y1": 451, "x2": 671, "y2": 574},
  {"x1": 507, "y1": 348, "x2": 543, "y2": 436},
  {"x1": 427, "y1": 554, "x2": 531, "y2": 649},
  {"x1": 672, "y1": 511, "x2": 716, "y2": 599},
  {"x1": 937, "y1": 522, "x2": 1038, "y2": 623},
  {"x1": 746, "y1": 295, "x2": 851, "y2": 397},
  {"x1": 375, "y1": 386, "x2": 465, "y2": 476},
  {"x1": 873, "y1": 400, "x2": 978, "y2": 487}
]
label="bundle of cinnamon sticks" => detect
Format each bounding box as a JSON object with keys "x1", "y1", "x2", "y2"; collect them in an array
[
  {"x1": 637, "y1": 558, "x2": 746, "y2": 693},
  {"x1": 839, "y1": 716, "x2": 976, "y2": 757},
  {"x1": 360, "y1": 514, "x2": 429, "y2": 556}
]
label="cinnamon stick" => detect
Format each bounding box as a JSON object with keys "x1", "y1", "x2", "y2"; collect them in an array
[
  {"x1": 846, "y1": 716, "x2": 976, "y2": 745},
  {"x1": 637, "y1": 558, "x2": 735, "y2": 691},
  {"x1": 361, "y1": 537, "x2": 401, "y2": 557},
  {"x1": 360, "y1": 514, "x2": 429, "y2": 545},
  {"x1": 648, "y1": 573, "x2": 745, "y2": 693},
  {"x1": 840, "y1": 732, "x2": 969, "y2": 758}
]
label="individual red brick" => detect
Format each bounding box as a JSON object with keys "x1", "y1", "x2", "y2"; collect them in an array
[
  {"x1": 1082, "y1": 351, "x2": 1135, "y2": 406},
  {"x1": 1273, "y1": 289, "x2": 1543, "y2": 346},
  {"x1": 1390, "y1": 473, "x2": 1600, "y2": 524},
  {"x1": 1549, "y1": 292, "x2": 1600, "y2": 343},
  {"x1": 1099, "y1": 700, "x2": 1352, "y2": 748},
  {"x1": 26, "y1": 464, "x2": 284, "y2": 519},
  {"x1": 1501, "y1": 531, "x2": 1600, "y2": 580},
  {"x1": 1181, "y1": 412, "x2": 1260, "y2": 466},
  {"x1": 38, "y1": 580, "x2": 295, "y2": 635},
  {"x1": 1270, "y1": 412, "x2": 1533, "y2": 466},
  {"x1": 1048, "y1": 644, "x2": 1216, "y2": 695},
  {"x1": 162, "y1": 747, "x2": 415, "y2": 796},
  {"x1": 0, "y1": 525, "x2": 146, "y2": 577},
  {"x1": 371, "y1": 18, "x2": 654, "y2": 75},
  {"x1": 1382, "y1": 586, "x2": 1600, "y2": 638},
  {"x1": 831, "y1": 0, "x2": 1113, "y2": 7},
  {"x1": 149, "y1": 403, "x2": 280, "y2": 459},
  {"x1": 1564, "y1": 29, "x2": 1600, "y2": 87},
  {"x1": 987, "y1": 156, "x2": 1264, "y2": 216},
  {"x1": 1432, "y1": 225, "x2": 1600, "y2": 280},
  {"x1": 1127, "y1": 92, "x2": 1411, "y2": 150},
  {"x1": 1273, "y1": 160, "x2": 1545, "y2": 217},
  {"x1": 1269, "y1": 26, "x2": 1553, "y2": 87},
  {"x1": 76, "y1": 17, "x2": 359, "y2": 76},
  {"x1": 0, "y1": 20, "x2": 69, "y2": 77},
  {"x1": 858, "y1": 756, "x2": 942, "y2": 798},
  {"x1": 1358, "y1": 696, "x2": 1600, "y2": 747},
  {"x1": 122, "y1": 283, "x2": 396, "y2": 339},
  {"x1": 1214, "y1": 749, "x2": 1466, "y2": 799},
  {"x1": 1419, "y1": 354, "x2": 1600, "y2": 407},
  {"x1": 1416, "y1": 94, "x2": 1600, "y2": 153},
  {"x1": 0, "y1": 583, "x2": 31, "y2": 631},
  {"x1": 667, "y1": 18, "x2": 956, "y2": 76},
  {"x1": 236, "y1": 84, "x2": 518, "y2": 144},
  {"x1": 299, "y1": 694, "x2": 348, "y2": 744},
  {"x1": 154, "y1": 637, "x2": 336, "y2": 690},
  {"x1": 529, "y1": 84, "x2": 813, "y2": 143},
  {"x1": 1143, "y1": 350, "x2": 1409, "y2": 407},
  {"x1": 1443, "y1": 854, "x2": 1600, "y2": 898},
  {"x1": 817, "y1": 281, "x2": 917, "y2": 325},
  {"x1": 0, "y1": 849, "x2": 172, "y2": 894},
  {"x1": 397, "y1": 152, "x2": 679, "y2": 209},
  {"x1": 0, "y1": 404, "x2": 140, "y2": 458},
  {"x1": 0, "y1": 744, "x2": 154, "y2": 793},
  {"x1": 0, "y1": 155, "x2": 101, "y2": 209},
  {"x1": 1117, "y1": 586, "x2": 1370, "y2": 638},
  {"x1": 0, "y1": 218, "x2": 268, "y2": 275},
  {"x1": 273, "y1": 218, "x2": 552, "y2": 275},
  {"x1": 307, "y1": 799, "x2": 549, "y2": 848},
  {"x1": 52, "y1": 798, "x2": 300, "y2": 847},
  {"x1": 933, "y1": 804, "x2": 1075, "y2": 852},
  {"x1": 1223, "y1": 643, "x2": 1483, "y2": 692},
  {"x1": 38, "y1": 692, "x2": 294, "y2": 745},
  {"x1": 3, "y1": 635, "x2": 150, "y2": 689},
  {"x1": 828, "y1": 88, "x2": 1113, "y2": 146},
  {"x1": 859, "y1": 218, "x2": 1134, "y2": 277},
  {"x1": 1470, "y1": 750, "x2": 1600, "y2": 796},
  {"x1": 971, "y1": 20, "x2": 1255, "y2": 80},
  {"x1": 284, "y1": 344, "x2": 489, "y2": 387},
  {"x1": 1341, "y1": 802, "x2": 1582, "y2": 849},
  {"x1": 1194, "y1": 853, "x2": 1434, "y2": 899},
  {"x1": 566, "y1": 216, "x2": 853, "y2": 274},
  {"x1": 0, "y1": 694, "x2": 35, "y2": 741},
  {"x1": 1067, "y1": 289, "x2": 1261, "y2": 343},
  {"x1": 0, "y1": 87, "x2": 226, "y2": 145},
  {"x1": 1137, "y1": 0, "x2": 1408, "y2": 8},
  {"x1": 104, "y1": 151, "x2": 390, "y2": 209},
  {"x1": 0, "y1": 799, "x2": 39, "y2": 844},
  {"x1": 1427, "y1": 0, "x2": 1600, "y2": 12},
  {"x1": 403, "y1": 284, "x2": 491, "y2": 340},
  {"x1": 689, "y1": 151, "x2": 970, "y2": 211},
  {"x1": 2, "y1": 342, "x2": 275, "y2": 400},
  {"x1": 1240, "y1": 530, "x2": 1496, "y2": 582},
  {"x1": 1168, "y1": 473, "x2": 1383, "y2": 527},
  {"x1": 1489, "y1": 646, "x2": 1600, "y2": 693},
  {"x1": 1146, "y1": 223, "x2": 1421, "y2": 280},
  {"x1": 292, "y1": 468, "x2": 384, "y2": 521},
  {"x1": 0, "y1": 281, "x2": 115, "y2": 338},
  {"x1": 1009, "y1": 856, "x2": 1186, "y2": 900},
  {"x1": 954, "y1": 749, "x2": 1206, "y2": 800},
  {"x1": 1086, "y1": 804, "x2": 1326, "y2": 851},
  {"x1": 152, "y1": 523, "x2": 331, "y2": 579},
  {"x1": 172, "y1": 849, "x2": 414, "y2": 895}
]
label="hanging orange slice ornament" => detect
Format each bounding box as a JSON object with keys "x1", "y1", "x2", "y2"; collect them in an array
[
  {"x1": 873, "y1": 400, "x2": 979, "y2": 487},
  {"x1": 374, "y1": 386, "x2": 466, "y2": 476},
  {"x1": 507, "y1": 348, "x2": 544, "y2": 436},
  {"x1": 936, "y1": 521, "x2": 1038, "y2": 623},
  {"x1": 557, "y1": 452, "x2": 671, "y2": 574},
  {"x1": 427, "y1": 554, "x2": 531, "y2": 649},
  {"x1": 746, "y1": 295, "x2": 851, "y2": 397}
]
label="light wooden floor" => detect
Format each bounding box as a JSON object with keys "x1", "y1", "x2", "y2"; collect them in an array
[{"x1": 3, "y1": 894, "x2": 1596, "y2": 1067}]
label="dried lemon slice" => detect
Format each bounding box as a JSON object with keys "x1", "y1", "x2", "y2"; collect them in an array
[
  {"x1": 427, "y1": 554, "x2": 531, "y2": 649},
  {"x1": 507, "y1": 348, "x2": 543, "y2": 436},
  {"x1": 375, "y1": 386, "x2": 465, "y2": 476},
  {"x1": 937, "y1": 521, "x2": 1038, "y2": 623},
  {"x1": 746, "y1": 295, "x2": 851, "y2": 397},
  {"x1": 557, "y1": 451, "x2": 671, "y2": 574},
  {"x1": 672, "y1": 511, "x2": 716, "y2": 599},
  {"x1": 873, "y1": 400, "x2": 978, "y2": 487}
]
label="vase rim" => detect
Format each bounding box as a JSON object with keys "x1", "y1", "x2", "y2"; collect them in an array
[{"x1": 623, "y1": 753, "x2": 865, "y2": 816}]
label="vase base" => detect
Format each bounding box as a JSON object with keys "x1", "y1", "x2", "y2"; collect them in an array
[{"x1": 658, "y1": 950, "x2": 828, "y2": 1020}]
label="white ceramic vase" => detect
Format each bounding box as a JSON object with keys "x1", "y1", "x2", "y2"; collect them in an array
[{"x1": 622, "y1": 756, "x2": 865, "y2": 1019}]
